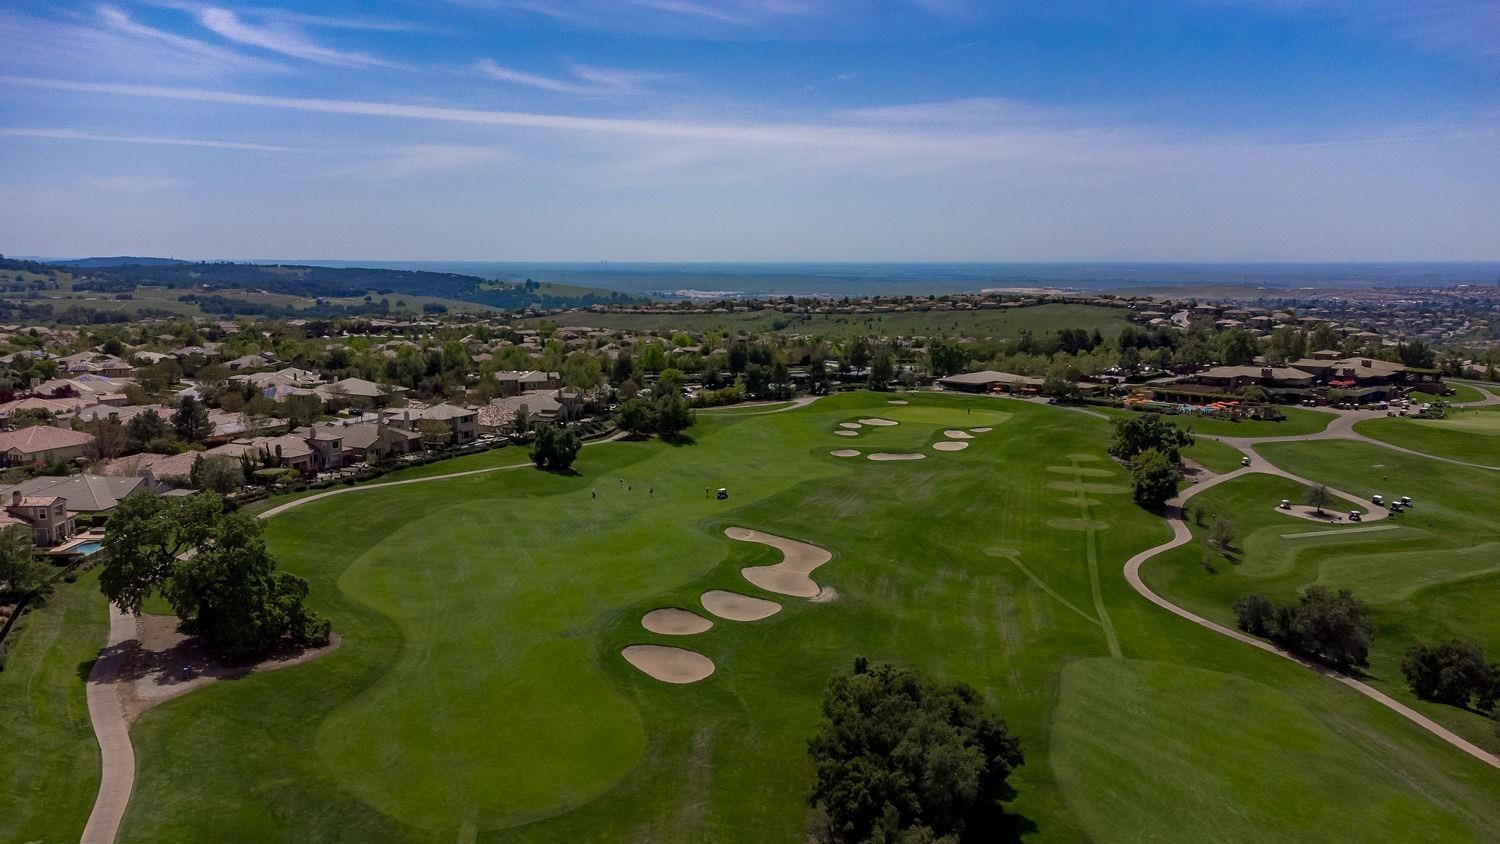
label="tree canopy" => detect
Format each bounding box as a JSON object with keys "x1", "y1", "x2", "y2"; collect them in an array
[
  {"x1": 530, "y1": 424, "x2": 581, "y2": 471},
  {"x1": 807, "y1": 658, "x2": 1024, "y2": 843},
  {"x1": 1129, "y1": 448, "x2": 1181, "y2": 510},
  {"x1": 1402, "y1": 640, "x2": 1498, "y2": 712},
  {"x1": 99, "y1": 493, "x2": 330, "y2": 661},
  {"x1": 1234, "y1": 586, "x2": 1375, "y2": 669},
  {"x1": 1109, "y1": 413, "x2": 1192, "y2": 464}
]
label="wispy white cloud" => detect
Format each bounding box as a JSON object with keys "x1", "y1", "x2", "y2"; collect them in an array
[
  {"x1": 192, "y1": 6, "x2": 393, "y2": 67},
  {"x1": 0, "y1": 127, "x2": 300, "y2": 151},
  {"x1": 473, "y1": 59, "x2": 666, "y2": 94},
  {"x1": 94, "y1": 4, "x2": 287, "y2": 73}
]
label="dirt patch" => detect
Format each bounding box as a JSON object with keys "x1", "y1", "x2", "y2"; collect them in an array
[
  {"x1": 728, "y1": 527, "x2": 833, "y2": 598},
  {"x1": 116, "y1": 613, "x2": 340, "y2": 723},
  {"x1": 858, "y1": 418, "x2": 899, "y2": 426},
  {"x1": 933, "y1": 441, "x2": 969, "y2": 452},
  {"x1": 621, "y1": 645, "x2": 715, "y2": 684},
  {"x1": 811, "y1": 587, "x2": 840, "y2": 603},
  {"x1": 1273, "y1": 504, "x2": 1386, "y2": 524},
  {"x1": 830, "y1": 449, "x2": 861, "y2": 457},
  {"x1": 642, "y1": 608, "x2": 713, "y2": 635},
  {"x1": 701, "y1": 590, "x2": 782, "y2": 621},
  {"x1": 942, "y1": 430, "x2": 974, "y2": 439},
  {"x1": 868, "y1": 452, "x2": 926, "y2": 461}
]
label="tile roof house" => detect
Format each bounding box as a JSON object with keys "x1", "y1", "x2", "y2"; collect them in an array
[
  {"x1": 0, "y1": 426, "x2": 95, "y2": 466},
  {"x1": 0, "y1": 491, "x2": 75, "y2": 546},
  {"x1": 0, "y1": 473, "x2": 158, "y2": 513},
  {"x1": 382, "y1": 404, "x2": 479, "y2": 445}
]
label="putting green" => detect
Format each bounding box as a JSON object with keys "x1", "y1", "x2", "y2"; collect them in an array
[{"x1": 18, "y1": 391, "x2": 1492, "y2": 842}]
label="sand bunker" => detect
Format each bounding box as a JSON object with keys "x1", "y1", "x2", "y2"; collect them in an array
[
  {"x1": 943, "y1": 430, "x2": 974, "y2": 439},
  {"x1": 887, "y1": 400, "x2": 909, "y2": 405},
  {"x1": 641, "y1": 608, "x2": 713, "y2": 635},
  {"x1": 834, "y1": 430, "x2": 858, "y2": 437},
  {"x1": 830, "y1": 449, "x2": 861, "y2": 457},
  {"x1": 970, "y1": 427, "x2": 993, "y2": 433},
  {"x1": 933, "y1": 441, "x2": 969, "y2": 452},
  {"x1": 858, "y1": 418, "x2": 900, "y2": 426},
  {"x1": 868, "y1": 452, "x2": 926, "y2": 461},
  {"x1": 622, "y1": 645, "x2": 715, "y2": 684},
  {"x1": 1274, "y1": 504, "x2": 1386, "y2": 524},
  {"x1": 701, "y1": 589, "x2": 782, "y2": 621},
  {"x1": 839, "y1": 422, "x2": 863, "y2": 429},
  {"x1": 728, "y1": 527, "x2": 833, "y2": 598}
]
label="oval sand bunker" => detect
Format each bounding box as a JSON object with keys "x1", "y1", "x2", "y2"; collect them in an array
[
  {"x1": 887, "y1": 399, "x2": 909, "y2": 405},
  {"x1": 622, "y1": 645, "x2": 715, "y2": 684},
  {"x1": 943, "y1": 430, "x2": 974, "y2": 439},
  {"x1": 839, "y1": 422, "x2": 863, "y2": 429},
  {"x1": 969, "y1": 427, "x2": 993, "y2": 433},
  {"x1": 830, "y1": 449, "x2": 861, "y2": 457},
  {"x1": 858, "y1": 418, "x2": 900, "y2": 426},
  {"x1": 641, "y1": 608, "x2": 713, "y2": 635},
  {"x1": 728, "y1": 527, "x2": 833, "y2": 598},
  {"x1": 701, "y1": 590, "x2": 782, "y2": 621},
  {"x1": 834, "y1": 430, "x2": 858, "y2": 437},
  {"x1": 933, "y1": 441, "x2": 969, "y2": 452},
  {"x1": 868, "y1": 452, "x2": 925, "y2": 461}
]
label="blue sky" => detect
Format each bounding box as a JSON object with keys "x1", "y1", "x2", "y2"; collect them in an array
[{"x1": 1, "y1": 0, "x2": 1496, "y2": 261}]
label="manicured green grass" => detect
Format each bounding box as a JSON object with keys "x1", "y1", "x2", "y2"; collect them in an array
[
  {"x1": 0, "y1": 569, "x2": 107, "y2": 844},
  {"x1": 1183, "y1": 436, "x2": 1247, "y2": 474},
  {"x1": 1409, "y1": 383, "x2": 1484, "y2": 404},
  {"x1": 1356, "y1": 408, "x2": 1500, "y2": 468},
  {"x1": 20, "y1": 394, "x2": 1498, "y2": 841},
  {"x1": 1146, "y1": 442, "x2": 1500, "y2": 753},
  {"x1": 1096, "y1": 404, "x2": 1336, "y2": 438}
]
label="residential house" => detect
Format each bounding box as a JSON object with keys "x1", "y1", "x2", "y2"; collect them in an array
[
  {"x1": 493, "y1": 370, "x2": 560, "y2": 397},
  {"x1": 0, "y1": 493, "x2": 74, "y2": 546},
  {"x1": 0, "y1": 426, "x2": 95, "y2": 466},
  {"x1": 383, "y1": 404, "x2": 479, "y2": 445},
  {"x1": 312, "y1": 419, "x2": 420, "y2": 463}
]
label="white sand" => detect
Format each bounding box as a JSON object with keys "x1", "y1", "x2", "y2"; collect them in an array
[
  {"x1": 970, "y1": 427, "x2": 993, "y2": 433},
  {"x1": 728, "y1": 527, "x2": 833, "y2": 598},
  {"x1": 933, "y1": 441, "x2": 969, "y2": 452},
  {"x1": 641, "y1": 608, "x2": 714, "y2": 635},
  {"x1": 942, "y1": 430, "x2": 973, "y2": 439},
  {"x1": 868, "y1": 452, "x2": 925, "y2": 461},
  {"x1": 622, "y1": 645, "x2": 715, "y2": 684},
  {"x1": 858, "y1": 418, "x2": 899, "y2": 426},
  {"x1": 886, "y1": 400, "x2": 909, "y2": 405},
  {"x1": 830, "y1": 449, "x2": 861, "y2": 457},
  {"x1": 834, "y1": 430, "x2": 858, "y2": 437},
  {"x1": 839, "y1": 422, "x2": 863, "y2": 429},
  {"x1": 701, "y1": 589, "x2": 782, "y2": 621}
]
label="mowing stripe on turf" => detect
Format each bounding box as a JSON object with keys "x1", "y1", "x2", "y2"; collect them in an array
[{"x1": 1280, "y1": 525, "x2": 1400, "y2": 540}]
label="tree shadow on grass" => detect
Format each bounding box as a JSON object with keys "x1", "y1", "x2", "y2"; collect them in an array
[{"x1": 662, "y1": 433, "x2": 698, "y2": 447}]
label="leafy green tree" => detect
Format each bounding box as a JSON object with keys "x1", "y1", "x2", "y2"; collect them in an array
[
  {"x1": 189, "y1": 454, "x2": 246, "y2": 494},
  {"x1": 172, "y1": 395, "x2": 212, "y2": 443},
  {"x1": 1302, "y1": 484, "x2": 1332, "y2": 515},
  {"x1": 652, "y1": 389, "x2": 695, "y2": 439},
  {"x1": 416, "y1": 419, "x2": 452, "y2": 449},
  {"x1": 84, "y1": 416, "x2": 126, "y2": 461},
  {"x1": 1109, "y1": 413, "x2": 1193, "y2": 464},
  {"x1": 1402, "y1": 641, "x2": 1499, "y2": 711},
  {"x1": 807, "y1": 658, "x2": 1024, "y2": 843},
  {"x1": 530, "y1": 424, "x2": 580, "y2": 471},
  {"x1": 99, "y1": 494, "x2": 329, "y2": 660},
  {"x1": 0, "y1": 524, "x2": 51, "y2": 600},
  {"x1": 1216, "y1": 328, "x2": 1260, "y2": 366},
  {"x1": 1233, "y1": 594, "x2": 1277, "y2": 637},
  {"x1": 615, "y1": 396, "x2": 657, "y2": 437},
  {"x1": 1207, "y1": 516, "x2": 1235, "y2": 551},
  {"x1": 1284, "y1": 586, "x2": 1374, "y2": 669},
  {"x1": 282, "y1": 393, "x2": 323, "y2": 428},
  {"x1": 1129, "y1": 448, "x2": 1181, "y2": 509},
  {"x1": 868, "y1": 352, "x2": 894, "y2": 390}
]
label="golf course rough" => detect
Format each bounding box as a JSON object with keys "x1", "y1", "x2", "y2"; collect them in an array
[{"x1": 45, "y1": 390, "x2": 1498, "y2": 842}]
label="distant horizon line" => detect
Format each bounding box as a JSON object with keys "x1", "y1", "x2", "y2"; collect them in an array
[{"x1": 17, "y1": 256, "x2": 1500, "y2": 267}]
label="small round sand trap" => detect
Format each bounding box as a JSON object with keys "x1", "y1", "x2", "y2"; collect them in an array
[
  {"x1": 933, "y1": 441, "x2": 969, "y2": 452},
  {"x1": 943, "y1": 430, "x2": 974, "y2": 439},
  {"x1": 887, "y1": 400, "x2": 909, "y2": 405},
  {"x1": 830, "y1": 449, "x2": 861, "y2": 457},
  {"x1": 858, "y1": 418, "x2": 899, "y2": 426},
  {"x1": 868, "y1": 452, "x2": 926, "y2": 461},
  {"x1": 834, "y1": 430, "x2": 858, "y2": 437},
  {"x1": 622, "y1": 645, "x2": 715, "y2": 684},
  {"x1": 641, "y1": 608, "x2": 713, "y2": 635},
  {"x1": 839, "y1": 422, "x2": 863, "y2": 429},
  {"x1": 701, "y1": 589, "x2": 782, "y2": 621},
  {"x1": 970, "y1": 427, "x2": 994, "y2": 433}
]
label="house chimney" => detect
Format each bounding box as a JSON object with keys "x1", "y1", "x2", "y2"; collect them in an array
[
  {"x1": 11, "y1": 490, "x2": 20, "y2": 507},
  {"x1": 275, "y1": 444, "x2": 283, "y2": 458},
  {"x1": 1261, "y1": 367, "x2": 1273, "y2": 379},
  {"x1": 1361, "y1": 359, "x2": 1372, "y2": 368}
]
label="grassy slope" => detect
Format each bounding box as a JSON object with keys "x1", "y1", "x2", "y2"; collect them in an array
[
  {"x1": 1183, "y1": 436, "x2": 1247, "y2": 474},
  {"x1": 533, "y1": 303, "x2": 1133, "y2": 340},
  {"x1": 1095, "y1": 404, "x2": 1336, "y2": 439},
  {"x1": 76, "y1": 394, "x2": 1499, "y2": 841},
  {"x1": 1144, "y1": 444, "x2": 1500, "y2": 754},
  {"x1": 0, "y1": 569, "x2": 108, "y2": 844},
  {"x1": 1355, "y1": 407, "x2": 1500, "y2": 467},
  {"x1": 1409, "y1": 383, "x2": 1484, "y2": 404}
]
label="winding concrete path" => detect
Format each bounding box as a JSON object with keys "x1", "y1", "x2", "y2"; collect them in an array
[
  {"x1": 1202, "y1": 404, "x2": 1500, "y2": 472},
  {"x1": 697, "y1": 394, "x2": 823, "y2": 416},
  {"x1": 1123, "y1": 443, "x2": 1500, "y2": 770},
  {"x1": 82, "y1": 432, "x2": 626, "y2": 843}
]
